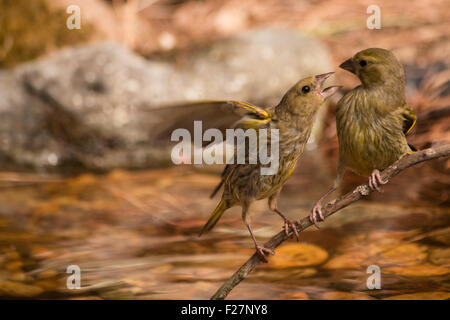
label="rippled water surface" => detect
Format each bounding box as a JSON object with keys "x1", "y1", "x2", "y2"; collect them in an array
[{"x1": 0, "y1": 155, "x2": 449, "y2": 299}]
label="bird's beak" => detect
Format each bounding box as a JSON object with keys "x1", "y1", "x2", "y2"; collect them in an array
[
  {"x1": 315, "y1": 72, "x2": 334, "y2": 87},
  {"x1": 339, "y1": 58, "x2": 355, "y2": 74},
  {"x1": 315, "y1": 72, "x2": 340, "y2": 100},
  {"x1": 320, "y1": 85, "x2": 342, "y2": 100}
]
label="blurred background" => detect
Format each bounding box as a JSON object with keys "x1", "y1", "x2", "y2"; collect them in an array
[{"x1": 0, "y1": 0, "x2": 448, "y2": 299}]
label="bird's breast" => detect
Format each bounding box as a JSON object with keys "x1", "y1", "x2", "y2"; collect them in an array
[{"x1": 336, "y1": 94, "x2": 409, "y2": 176}]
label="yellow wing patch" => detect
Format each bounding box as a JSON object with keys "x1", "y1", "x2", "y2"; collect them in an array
[
  {"x1": 402, "y1": 106, "x2": 417, "y2": 134},
  {"x1": 235, "y1": 117, "x2": 272, "y2": 130},
  {"x1": 227, "y1": 100, "x2": 273, "y2": 120},
  {"x1": 405, "y1": 116, "x2": 416, "y2": 134},
  {"x1": 287, "y1": 165, "x2": 296, "y2": 177}
]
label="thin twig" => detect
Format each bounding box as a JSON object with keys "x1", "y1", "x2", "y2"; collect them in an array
[{"x1": 211, "y1": 144, "x2": 450, "y2": 300}]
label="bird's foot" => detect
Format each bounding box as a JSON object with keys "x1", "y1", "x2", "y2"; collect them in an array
[
  {"x1": 368, "y1": 169, "x2": 387, "y2": 192},
  {"x1": 310, "y1": 201, "x2": 324, "y2": 229},
  {"x1": 283, "y1": 219, "x2": 300, "y2": 241},
  {"x1": 255, "y1": 245, "x2": 274, "y2": 263}
]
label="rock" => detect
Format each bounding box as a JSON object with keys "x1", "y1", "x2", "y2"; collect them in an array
[
  {"x1": 383, "y1": 264, "x2": 449, "y2": 277},
  {"x1": 429, "y1": 247, "x2": 450, "y2": 266},
  {"x1": 322, "y1": 251, "x2": 368, "y2": 270},
  {"x1": 0, "y1": 29, "x2": 333, "y2": 171},
  {"x1": 251, "y1": 268, "x2": 317, "y2": 281},
  {"x1": 30, "y1": 246, "x2": 57, "y2": 261},
  {"x1": 34, "y1": 280, "x2": 59, "y2": 291},
  {"x1": 270, "y1": 243, "x2": 328, "y2": 268},
  {"x1": 8, "y1": 272, "x2": 27, "y2": 282},
  {"x1": 0, "y1": 280, "x2": 44, "y2": 297},
  {"x1": 379, "y1": 243, "x2": 428, "y2": 265},
  {"x1": 35, "y1": 269, "x2": 59, "y2": 280},
  {"x1": 429, "y1": 231, "x2": 450, "y2": 246},
  {"x1": 4, "y1": 260, "x2": 24, "y2": 271}
]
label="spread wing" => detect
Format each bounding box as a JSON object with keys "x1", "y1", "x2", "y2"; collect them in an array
[
  {"x1": 147, "y1": 100, "x2": 274, "y2": 197},
  {"x1": 223, "y1": 100, "x2": 274, "y2": 130},
  {"x1": 225, "y1": 100, "x2": 272, "y2": 120},
  {"x1": 149, "y1": 100, "x2": 273, "y2": 144}
]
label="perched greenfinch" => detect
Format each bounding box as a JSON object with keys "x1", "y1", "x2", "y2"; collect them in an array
[
  {"x1": 200, "y1": 73, "x2": 340, "y2": 261},
  {"x1": 310, "y1": 48, "x2": 417, "y2": 227}
]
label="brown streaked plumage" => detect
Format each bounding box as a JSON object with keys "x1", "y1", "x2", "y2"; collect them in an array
[{"x1": 200, "y1": 73, "x2": 340, "y2": 261}]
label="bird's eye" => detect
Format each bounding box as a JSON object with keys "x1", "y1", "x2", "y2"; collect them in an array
[
  {"x1": 359, "y1": 60, "x2": 368, "y2": 67},
  {"x1": 301, "y1": 86, "x2": 310, "y2": 94}
]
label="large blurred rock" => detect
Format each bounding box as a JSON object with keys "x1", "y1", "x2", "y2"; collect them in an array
[{"x1": 0, "y1": 28, "x2": 333, "y2": 171}]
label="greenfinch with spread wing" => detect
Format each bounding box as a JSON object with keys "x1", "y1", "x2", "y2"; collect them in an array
[{"x1": 199, "y1": 73, "x2": 340, "y2": 261}]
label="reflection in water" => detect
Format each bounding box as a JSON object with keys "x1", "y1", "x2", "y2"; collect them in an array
[{"x1": 0, "y1": 155, "x2": 449, "y2": 299}]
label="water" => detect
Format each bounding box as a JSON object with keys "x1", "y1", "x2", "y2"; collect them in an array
[{"x1": 0, "y1": 154, "x2": 449, "y2": 299}]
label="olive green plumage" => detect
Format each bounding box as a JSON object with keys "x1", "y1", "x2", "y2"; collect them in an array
[
  {"x1": 200, "y1": 73, "x2": 339, "y2": 260},
  {"x1": 310, "y1": 48, "x2": 417, "y2": 228},
  {"x1": 336, "y1": 48, "x2": 416, "y2": 177}
]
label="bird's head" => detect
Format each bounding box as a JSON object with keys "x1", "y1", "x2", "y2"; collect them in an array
[
  {"x1": 339, "y1": 48, "x2": 404, "y2": 88},
  {"x1": 279, "y1": 72, "x2": 340, "y2": 115}
]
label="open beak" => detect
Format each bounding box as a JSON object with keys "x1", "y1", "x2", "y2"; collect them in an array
[
  {"x1": 315, "y1": 72, "x2": 334, "y2": 87},
  {"x1": 315, "y1": 72, "x2": 341, "y2": 100},
  {"x1": 320, "y1": 85, "x2": 341, "y2": 100},
  {"x1": 339, "y1": 58, "x2": 355, "y2": 74}
]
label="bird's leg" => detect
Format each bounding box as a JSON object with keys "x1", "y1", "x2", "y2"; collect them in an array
[
  {"x1": 368, "y1": 169, "x2": 387, "y2": 192},
  {"x1": 275, "y1": 209, "x2": 300, "y2": 241},
  {"x1": 246, "y1": 223, "x2": 274, "y2": 262},
  {"x1": 310, "y1": 167, "x2": 345, "y2": 229},
  {"x1": 310, "y1": 186, "x2": 335, "y2": 229},
  {"x1": 268, "y1": 192, "x2": 299, "y2": 241},
  {"x1": 242, "y1": 201, "x2": 274, "y2": 262}
]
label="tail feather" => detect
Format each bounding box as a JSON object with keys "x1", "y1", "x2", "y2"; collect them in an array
[{"x1": 199, "y1": 199, "x2": 229, "y2": 236}]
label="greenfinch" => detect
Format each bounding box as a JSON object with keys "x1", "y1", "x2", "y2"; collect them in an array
[
  {"x1": 310, "y1": 48, "x2": 417, "y2": 227},
  {"x1": 200, "y1": 73, "x2": 340, "y2": 261}
]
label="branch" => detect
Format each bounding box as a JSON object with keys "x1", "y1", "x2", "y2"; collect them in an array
[{"x1": 211, "y1": 143, "x2": 450, "y2": 300}]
